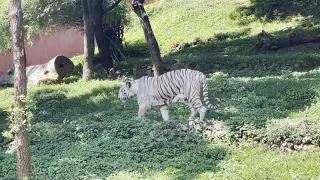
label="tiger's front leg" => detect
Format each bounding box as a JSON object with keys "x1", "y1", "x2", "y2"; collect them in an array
[
  {"x1": 160, "y1": 105, "x2": 170, "y2": 121},
  {"x1": 138, "y1": 103, "x2": 149, "y2": 119}
]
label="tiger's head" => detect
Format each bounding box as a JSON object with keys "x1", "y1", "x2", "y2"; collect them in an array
[{"x1": 118, "y1": 80, "x2": 138, "y2": 102}]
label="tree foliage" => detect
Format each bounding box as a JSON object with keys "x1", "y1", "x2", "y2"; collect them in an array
[
  {"x1": 0, "y1": 0, "x2": 82, "y2": 51},
  {"x1": 0, "y1": 0, "x2": 129, "y2": 52}
]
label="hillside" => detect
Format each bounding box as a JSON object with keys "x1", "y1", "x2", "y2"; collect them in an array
[
  {"x1": 124, "y1": 0, "x2": 319, "y2": 54},
  {"x1": 1, "y1": 0, "x2": 320, "y2": 179}
]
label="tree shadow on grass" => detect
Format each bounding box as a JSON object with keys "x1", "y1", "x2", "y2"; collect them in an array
[
  {"x1": 123, "y1": 40, "x2": 150, "y2": 58},
  {"x1": 161, "y1": 71, "x2": 319, "y2": 130},
  {"x1": 29, "y1": 85, "x2": 121, "y2": 124},
  {"x1": 105, "y1": 25, "x2": 320, "y2": 132},
  {"x1": 206, "y1": 73, "x2": 319, "y2": 130},
  {"x1": 232, "y1": 0, "x2": 320, "y2": 22},
  {"x1": 0, "y1": 86, "x2": 13, "y2": 144},
  {"x1": 162, "y1": 26, "x2": 320, "y2": 78},
  {"x1": 28, "y1": 120, "x2": 227, "y2": 179},
  {"x1": 1, "y1": 82, "x2": 228, "y2": 179},
  {"x1": 158, "y1": 26, "x2": 320, "y2": 129},
  {"x1": 0, "y1": 109, "x2": 9, "y2": 132}
]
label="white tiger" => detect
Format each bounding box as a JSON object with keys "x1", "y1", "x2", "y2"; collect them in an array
[{"x1": 118, "y1": 69, "x2": 213, "y2": 122}]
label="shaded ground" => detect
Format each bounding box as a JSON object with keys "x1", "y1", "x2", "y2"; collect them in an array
[{"x1": 0, "y1": 81, "x2": 227, "y2": 179}]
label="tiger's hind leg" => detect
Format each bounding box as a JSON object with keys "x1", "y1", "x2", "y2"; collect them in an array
[
  {"x1": 197, "y1": 106, "x2": 207, "y2": 122},
  {"x1": 188, "y1": 103, "x2": 198, "y2": 119},
  {"x1": 189, "y1": 96, "x2": 207, "y2": 122}
]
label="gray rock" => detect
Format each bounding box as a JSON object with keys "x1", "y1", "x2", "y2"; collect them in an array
[
  {"x1": 302, "y1": 145, "x2": 317, "y2": 151},
  {"x1": 294, "y1": 144, "x2": 303, "y2": 151},
  {"x1": 287, "y1": 143, "x2": 295, "y2": 150},
  {"x1": 281, "y1": 141, "x2": 287, "y2": 147},
  {"x1": 302, "y1": 137, "x2": 312, "y2": 144}
]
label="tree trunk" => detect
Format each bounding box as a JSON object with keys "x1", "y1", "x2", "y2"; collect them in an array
[
  {"x1": 15, "y1": 131, "x2": 31, "y2": 180},
  {"x1": 131, "y1": 0, "x2": 166, "y2": 76},
  {"x1": 82, "y1": 0, "x2": 94, "y2": 81},
  {"x1": 9, "y1": 0, "x2": 31, "y2": 179},
  {"x1": 94, "y1": 0, "x2": 113, "y2": 70}
]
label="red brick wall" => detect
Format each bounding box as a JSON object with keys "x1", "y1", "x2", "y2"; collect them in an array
[{"x1": 0, "y1": 28, "x2": 84, "y2": 75}]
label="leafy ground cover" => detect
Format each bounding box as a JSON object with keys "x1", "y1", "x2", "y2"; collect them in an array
[{"x1": 1, "y1": 74, "x2": 320, "y2": 179}]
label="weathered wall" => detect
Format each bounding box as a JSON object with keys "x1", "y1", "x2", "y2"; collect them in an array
[{"x1": 0, "y1": 28, "x2": 83, "y2": 75}]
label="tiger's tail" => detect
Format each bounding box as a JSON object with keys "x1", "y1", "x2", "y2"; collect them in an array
[{"x1": 202, "y1": 75, "x2": 213, "y2": 109}]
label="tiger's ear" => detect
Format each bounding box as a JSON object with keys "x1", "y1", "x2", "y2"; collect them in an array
[{"x1": 126, "y1": 81, "x2": 131, "y2": 88}]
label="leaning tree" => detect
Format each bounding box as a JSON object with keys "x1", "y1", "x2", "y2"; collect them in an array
[{"x1": 131, "y1": 0, "x2": 166, "y2": 76}]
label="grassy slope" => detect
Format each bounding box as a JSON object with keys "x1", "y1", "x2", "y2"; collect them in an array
[
  {"x1": 1, "y1": 0, "x2": 320, "y2": 179},
  {"x1": 124, "y1": 0, "x2": 309, "y2": 55},
  {"x1": 1, "y1": 78, "x2": 320, "y2": 179}
]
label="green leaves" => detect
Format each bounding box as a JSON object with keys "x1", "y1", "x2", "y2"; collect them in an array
[
  {"x1": 0, "y1": 0, "x2": 129, "y2": 51},
  {"x1": 3, "y1": 130, "x2": 13, "y2": 139}
]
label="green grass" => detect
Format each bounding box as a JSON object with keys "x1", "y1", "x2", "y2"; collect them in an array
[
  {"x1": 213, "y1": 143, "x2": 320, "y2": 179},
  {"x1": 1, "y1": 80, "x2": 228, "y2": 179},
  {"x1": 1, "y1": 70, "x2": 320, "y2": 179},
  {"x1": 1, "y1": 0, "x2": 320, "y2": 179},
  {"x1": 124, "y1": 0, "x2": 318, "y2": 55}
]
